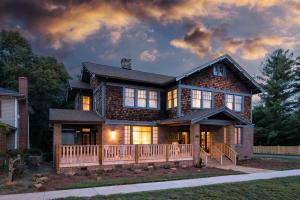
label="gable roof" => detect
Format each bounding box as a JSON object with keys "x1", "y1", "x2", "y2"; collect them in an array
[
  {"x1": 176, "y1": 54, "x2": 263, "y2": 94},
  {"x1": 159, "y1": 107, "x2": 251, "y2": 125},
  {"x1": 0, "y1": 87, "x2": 22, "y2": 97},
  {"x1": 82, "y1": 62, "x2": 175, "y2": 86},
  {"x1": 69, "y1": 80, "x2": 91, "y2": 90},
  {"x1": 49, "y1": 109, "x2": 103, "y2": 123}
]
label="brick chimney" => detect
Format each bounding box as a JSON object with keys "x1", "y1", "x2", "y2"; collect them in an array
[
  {"x1": 18, "y1": 77, "x2": 29, "y2": 150},
  {"x1": 121, "y1": 58, "x2": 132, "y2": 70}
]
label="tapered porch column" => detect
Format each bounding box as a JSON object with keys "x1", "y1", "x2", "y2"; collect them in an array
[
  {"x1": 53, "y1": 123, "x2": 62, "y2": 167},
  {"x1": 190, "y1": 123, "x2": 200, "y2": 165},
  {"x1": 226, "y1": 125, "x2": 235, "y2": 148}
]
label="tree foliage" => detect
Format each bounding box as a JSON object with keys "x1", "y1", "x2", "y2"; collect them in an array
[
  {"x1": 0, "y1": 30, "x2": 69, "y2": 151},
  {"x1": 254, "y1": 49, "x2": 300, "y2": 145}
]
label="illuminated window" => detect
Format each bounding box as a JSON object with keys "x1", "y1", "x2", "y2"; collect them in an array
[
  {"x1": 234, "y1": 128, "x2": 243, "y2": 145},
  {"x1": 167, "y1": 91, "x2": 172, "y2": 109},
  {"x1": 202, "y1": 91, "x2": 212, "y2": 108},
  {"x1": 173, "y1": 89, "x2": 178, "y2": 107},
  {"x1": 192, "y1": 90, "x2": 201, "y2": 108},
  {"x1": 167, "y1": 89, "x2": 177, "y2": 109},
  {"x1": 82, "y1": 96, "x2": 90, "y2": 111},
  {"x1": 235, "y1": 96, "x2": 242, "y2": 112},
  {"x1": 125, "y1": 88, "x2": 135, "y2": 106},
  {"x1": 225, "y1": 94, "x2": 233, "y2": 110},
  {"x1": 153, "y1": 127, "x2": 158, "y2": 144},
  {"x1": 137, "y1": 89, "x2": 147, "y2": 107},
  {"x1": 132, "y1": 126, "x2": 151, "y2": 144},
  {"x1": 149, "y1": 91, "x2": 158, "y2": 108},
  {"x1": 124, "y1": 126, "x2": 131, "y2": 144}
]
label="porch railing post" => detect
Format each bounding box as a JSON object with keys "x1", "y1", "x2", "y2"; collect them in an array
[
  {"x1": 99, "y1": 145, "x2": 102, "y2": 165},
  {"x1": 166, "y1": 144, "x2": 169, "y2": 162},
  {"x1": 135, "y1": 145, "x2": 139, "y2": 164}
]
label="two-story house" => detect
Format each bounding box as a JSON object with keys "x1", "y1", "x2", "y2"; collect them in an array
[
  {"x1": 0, "y1": 77, "x2": 29, "y2": 155},
  {"x1": 50, "y1": 55, "x2": 262, "y2": 172}
]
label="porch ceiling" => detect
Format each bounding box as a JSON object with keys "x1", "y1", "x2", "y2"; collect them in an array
[{"x1": 158, "y1": 107, "x2": 251, "y2": 126}]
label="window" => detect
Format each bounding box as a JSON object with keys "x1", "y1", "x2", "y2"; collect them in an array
[
  {"x1": 124, "y1": 126, "x2": 131, "y2": 144},
  {"x1": 192, "y1": 90, "x2": 201, "y2": 108},
  {"x1": 137, "y1": 90, "x2": 147, "y2": 107},
  {"x1": 213, "y1": 65, "x2": 225, "y2": 76},
  {"x1": 226, "y1": 94, "x2": 233, "y2": 110},
  {"x1": 82, "y1": 96, "x2": 90, "y2": 111},
  {"x1": 234, "y1": 128, "x2": 243, "y2": 145},
  {"x1": 226, "y1": 94, "x2": 243, "y2": 112},
  {"x1": 234, "y1": 95, "x2": 242, "y2": 112},
  {"x1": 173, "y1": 89, "x2": 178, "y2": 107},
  {"x1": 132, "y1": 126, "x2": 151, "y2": 144},
  {"x1": 167, "y1": 89, "x2": 177, "y2": 109},
  {"x1": 167, "y1": 91, "x2": 172, "y2": 109},
  {"x1": 149, "y1": 91, "x2": 158, "y2": 108},
  {"x1": 202, "y1": 91, "x2": 212, "y2": 108},
  {"x1": 125, "y1": 88, "x2": 135, "y2": 107},
  {"x1": 153, "y1": 127, "x2": 158, "y2": 144}
]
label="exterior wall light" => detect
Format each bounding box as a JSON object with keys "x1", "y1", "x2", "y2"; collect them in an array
[{"x1": 111, "y1": 130, "x2": 116, "y2": 140}]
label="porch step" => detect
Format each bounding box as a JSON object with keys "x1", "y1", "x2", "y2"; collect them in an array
[{"x1": 206, "y1": 156, "x2": 233, "y2": 167}]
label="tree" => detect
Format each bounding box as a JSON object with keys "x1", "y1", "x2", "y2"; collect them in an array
[
  {"x1": 0, "y1": 30, "x2": 69, "y2": 152},
  {"x1": 254, "y1": 49, "x2": 299, "y2": 145}
]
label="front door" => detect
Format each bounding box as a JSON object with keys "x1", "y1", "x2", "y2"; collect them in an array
[
  {"x1": 200, "y1": 131, "x2": 211, "y2": 153},
  {"x1": 82, "y1": 133, "x2": 90, "y2": 145}
]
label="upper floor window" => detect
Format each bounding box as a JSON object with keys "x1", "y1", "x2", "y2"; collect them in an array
[
  {"x1": 137, "y1": 89, "x2": 147, "y2": 107},
  {"x1": 82, "y1": 96, "x2": 91, "y2": 111},
  {"x1": 191, "y1": 90, "x2": 212, "y2": 109},
  {"x1": 234, "y1": 128, "x2": 243, "y2": 145},
  {"x1": 149, "y1": 91, "x2": 158, "y2": 108},
  {"x1": 213, "y1": 65, "x2": 225, "y2": 77},
  {"x1": 226, "y1": 94, "x2": 243, "y2": 112},
  {"x1": 124, "y1": 87, "x2": 159, "y2": 109},
  {"x1": 167, "y1": 89, "x2": 177, "y2": 109},
  {"x1": 125, "y1": 88, "x2": 135, "y2": 107}
]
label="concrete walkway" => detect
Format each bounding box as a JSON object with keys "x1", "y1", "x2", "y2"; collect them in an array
[
  {"x1": 214, "y1": 164, "x2": 275, "y2": 174},
  {"x1": 1, "y1": 169, "x2": 300, "y2": 200}
]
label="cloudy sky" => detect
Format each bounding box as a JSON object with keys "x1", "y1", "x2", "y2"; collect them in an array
[{"x1": 1, "y1": 0, "x2": 300, "y2": 77}]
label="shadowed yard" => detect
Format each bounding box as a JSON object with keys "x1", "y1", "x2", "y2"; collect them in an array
[{"x1": 57, "y1": 176, "x2": 300, "y2": 200}]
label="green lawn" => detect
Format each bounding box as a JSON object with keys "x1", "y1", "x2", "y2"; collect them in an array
[
  {"x1": 61, "y1": 169, "x2": 241, "y2": 190},
  {"x1": 59, "y1": 176, "x2": 300, "y2": 200}
]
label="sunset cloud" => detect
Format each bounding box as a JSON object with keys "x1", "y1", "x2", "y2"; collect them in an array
[{"x1": 140, "y1": 49, "x2": 159, "y2": 62}]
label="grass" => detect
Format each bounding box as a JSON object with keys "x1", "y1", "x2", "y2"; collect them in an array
[
  {"x1": 61, "y1": 170, "x2": 241, "y2": 190},
  {"x1": 59, "y1": 176, "x2": 300, "y2": 200}
]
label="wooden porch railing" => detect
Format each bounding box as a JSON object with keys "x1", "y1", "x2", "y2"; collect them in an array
[
  {"x1": 211, "y1": 145, "x2": 223, "y2": 165},
  {"x1": 200, "y1": 147, "x2": 208, "y2": 166},
  {"x1": 59, "y1": 145, "x2": 100, "y2": 167},
  {"x1": 215, "y1": 143, "x2": 237, "y2": 165},
  {"x1": 57, "y1": 144, "x2": 193, "y2": 168}
]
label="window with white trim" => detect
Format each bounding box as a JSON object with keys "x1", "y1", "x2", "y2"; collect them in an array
[
  {"x1": 213, "y1": 65, "x2": 225, "y2": 77},
  {"x1": 192, "y1": 90, "x2": 201, "y2": 108},
  {"x1": 234, "y1": 95, "x2": 242, "y2": 112},
  {"x1": 137, "y1": 89, "x2": 147, "y2": 107},
  {"x1": 152, "y1": 127, "x2": 158, "y2": 144},
  {"x1": 202, "y1": 91, "x2": 212, "y2": 108},
  {"x1": 149, "y1": 91, "x2": 158, "y2": 108},
  {"x1": 226, "y1": 94, "x2": 243, "y2": 112},
  {"x1": 225, "y1": 94, "x2": 233, "y2": 110},
  {"x1": 124, "y1": 126, "x2": 131, "y2": 144},
  {"x1": 132, "y1": 126, "x2": 151, "y2": 144},
  {"x1": 234, "y1": 128, "x2": 243, "y2": 145},
  {"x1": 124, "y1": 88, "x2": 135, "y2": 106}
]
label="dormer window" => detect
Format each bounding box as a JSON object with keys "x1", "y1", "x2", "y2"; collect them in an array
[{"x1": 213, "y1": 65, "x2": 225, "y2": 77}]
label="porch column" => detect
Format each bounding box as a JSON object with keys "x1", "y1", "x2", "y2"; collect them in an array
[
  {"x1": 190, "y1": 123, "x2": 200, "y2": 165},
  {"x1": 226, "y1": 125, "x2": 235, "y2": 148},
  {"x1": 53, "y1": 123, "x2": 62, "y2": 167}
]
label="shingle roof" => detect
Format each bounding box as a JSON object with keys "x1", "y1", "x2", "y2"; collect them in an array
[
  {"x1": 82, "y1": 62, "x2": 175, "y2": 85},
  {"x1": 0, "y1": 87, "x2": 21, "y2": 96},
  {"x1": 69, "y1": 80, "x2": 91, "y2": 90},
  {"x1": 159, "y1": 107, "x2": 251, "y2": 125},
  {"x1": 49, "y1": 109, "x2": 103, "y2": 123}
]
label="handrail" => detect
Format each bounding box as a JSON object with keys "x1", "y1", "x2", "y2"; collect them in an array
[
  {"x1": 215, "y1": 143, "x2": 237, "y2": 165},
  {"x1": 211, "y1": 145, "x2": 223, "y2": 165},
  {"x1": 200, "y1": 147, "x2": 208, "y2": 166}
]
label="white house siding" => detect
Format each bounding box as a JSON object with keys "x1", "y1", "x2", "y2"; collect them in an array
[{"x1": 0, "y1": 97, "x2": 18, "y2": 149}]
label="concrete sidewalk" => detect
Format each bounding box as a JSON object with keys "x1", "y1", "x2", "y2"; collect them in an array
[{"x1": 1, "y1": 169, "x2": 300, "y2": 200}]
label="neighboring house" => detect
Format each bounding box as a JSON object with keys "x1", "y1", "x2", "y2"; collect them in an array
[
  {"x1": 0, "y1": 77, "x2": 29, "y2": 155},
  {"x1": 50, "y1": 55, "x2": 262, "y2": 172}
]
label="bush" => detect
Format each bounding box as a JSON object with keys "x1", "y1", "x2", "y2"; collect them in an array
[{"x1": 43, "y1": 151, "x2": 53, "y2": 162}]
